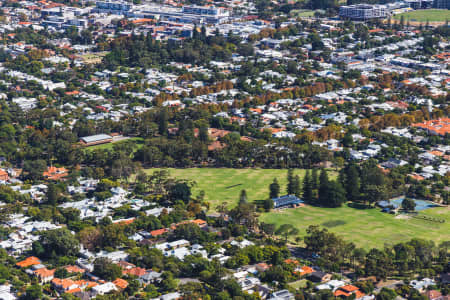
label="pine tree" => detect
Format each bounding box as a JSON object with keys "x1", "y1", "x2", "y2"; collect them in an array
[
  {"x1": 311, "y1": 168, "x2": 319, "y2": 190},
  {"x1": 400, "y1": 15, "x2": 405, "y2": 29},
  {"x1": 287, "y1": 169, "x2": 295, "y2": 195},
  {"x1": 193, "y1": 25, "x2": 199, "y2": 39},
  {"x1": 269, "y1": 178, "x2": 280, "y2": 199},
  {"x1": 293, "y1": 175, "x2": 301, "y2": 198},
  {"x1": 318, "y1": 169, "x2": 329, "y2": 206},
  {"x1": 46, "y1": 183, "x2": 58, "y2": 206},
  {"x1": 311, "y1": 168, "x2": 319, "y2": 200},
  {"x1": 158, "y1": 108, "x2": 168, "y2": 136},
  {"x1": 199, "y1": 125, "x2": 208, "y2": 143},
  {"x1": 345, "y1": 163, "x2": 360, "y2": 202},
  {"x1": 239, "y1": 189, "x2": 248, "y2": 204},
  {"x1": 327, "y1": 181, "x2": 346, "y2": 208},
  {"x1": 303, "y1": 170, "x2": 313, "y2": 204}
]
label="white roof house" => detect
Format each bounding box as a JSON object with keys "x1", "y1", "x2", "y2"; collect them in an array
[{"x1": 92, "y1": 282, "x2": 117, "y2": 296}]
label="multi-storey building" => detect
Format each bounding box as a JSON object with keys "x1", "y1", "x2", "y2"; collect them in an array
[
  {"x1": 339, "y1": 4, "x2": 389, "y2": 20},
  {"x1": 434, "y1": 0, "x2": 450, "y2": 9}
]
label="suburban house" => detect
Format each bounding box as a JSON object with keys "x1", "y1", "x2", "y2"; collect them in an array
[
  {"x1": 113, "y1": 278, "x2": 128, "y2": 290},
  {"x1": 334, "y1": 285, "x2": 365, "y2": 298},
  {"x1": 51, "y1": 278, "x2": 79, "y2": 293},
  {"x1": 0, "y1": 169, "x2": 9, "y2": 181},
  {"x1": 309, "y1": 271, "x2": 332, "y2": 283},
  {"x1": 43, "y1": 166, "x2": 69, "y2": 181},
  {"x1": 268, "y1": 289, "x2": 295, "y2": 300},
  {"x1": 16, "y1": 256, "x2": 41, "y2": 268},
  {"x1": 138, "y1": 271, "x2": 162, "y2": 285},
  {"x1": 91, "y1": 282, "x2": 117, "y2": 296},
  {"x1": 33, "y1": 268, "x2": 55, "y2": 283}
]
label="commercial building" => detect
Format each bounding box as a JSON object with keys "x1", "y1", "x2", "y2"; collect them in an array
[
  {"x1": 80, "y1": 134, "x2": 113, "y2": 146},
  {"x1": 405, "y1": 0, "x2": 433, "y2": 9},
  {"x1": 93, "y1": 1, "x2": 229, "y2": 23},
  {"x1": 94, "y1": 0, "x2": 132, "y2": 14},
  {"x1": 339, "y1": 4, "x2": 389, "y2": 20},
  {"x1": 130, "y1": 4, "x2": 229, "y2": 24},
  {"x1": 434, "y1": 0, "x2": 450, "y2": 9}
]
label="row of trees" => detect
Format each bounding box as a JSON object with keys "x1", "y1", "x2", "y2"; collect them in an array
[
  {"x1": 268, "y1": 165, "x2": 391, "y2": 209},
  {"x1": 304, "y1": 225, "x2": 448, "y2": 280}
]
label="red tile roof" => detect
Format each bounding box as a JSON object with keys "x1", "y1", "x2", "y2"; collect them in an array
[
  {"x1": 150, "y1": 228, "x2": 168, "y2": 237},
  {"x1": 113, "y1": 278, "x2": 129, "y2": 289},
  {"x1": 341, "y1": 285, "x2": 359, "y2": 293},
  {"x1": 16, "y1": 256, "x2": 41, "y2": 268}
]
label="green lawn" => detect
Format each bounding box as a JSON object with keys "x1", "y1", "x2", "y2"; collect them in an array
[
  {"x1": 142, "y1": 168, "x2": 449, "y2": 249},
  {"x1": 84, "y1": 137, "x2": 144, "y2": 152},
  {"x1": 289, "y1": 280, "x2": 308, "y2": 289},
  {"x1": 144, "y1": 168, "x2": 336, "y2": 210},
  {"x1": 393, "y1": 9, "x2": 450, "y2": 22},
  {"x1": 260, "y1": 204, "x2": 450, "y2": 249},
  {"x1": 291, "y1": 10, "x2": 316, "y2": 18}
]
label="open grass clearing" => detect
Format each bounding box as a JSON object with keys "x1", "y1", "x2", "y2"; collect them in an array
[
  {"x1": 142, "y1": 168, "x2": 448, "y2": 249},
  {"x1": 143, "y1": 168, "x2": 337, "y2": 210},
  {"x1": 393, "y1": 9, "x2": 450, "y2": 22},
  {"x1": 289, "y1": 279, "x2": 308, "y2": 289},
  {"x1": 260, "y1": 204, "x2": 450, "y2": 249}
]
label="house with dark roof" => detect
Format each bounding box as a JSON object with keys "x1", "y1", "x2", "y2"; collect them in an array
[
  {"x1": 309, "y1": 271, "x2": 332, "y2": 283},
  {"x1": 441, "y1": 273, "x2": 450, "y2": 285}
]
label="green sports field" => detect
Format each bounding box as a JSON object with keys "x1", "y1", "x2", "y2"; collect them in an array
[
  {"x1": 144, "y1": 168, "x2": 336, "y2": 209},
  {"x1": 260, "y1": 204, "x2": 450, "y2": 249},
  {"x1": 393, "y1": 9, "x2": 450, "y2": 22},
  {"x1": 142, "y1": 168, "x2": 449, "y2": 249}
]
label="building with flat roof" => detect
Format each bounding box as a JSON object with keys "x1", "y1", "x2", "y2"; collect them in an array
[
  {"x1": 94, "y1": 0, "x2": 132, "y2": 14},
  {"x1": 339, "y1": 4, "x2": 389, "y2": 20},
  {"x1": 80, "y1": 134, "x2": 113, "y2": 146},
  {"x1": 434, "y1": 0, "x2": 450, "y2": 9},
  {"x1": 129, "y1": 4, "x2": 229, "y2": 24}
]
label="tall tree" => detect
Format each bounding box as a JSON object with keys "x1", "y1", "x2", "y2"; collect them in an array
[
  {"x1": 303, "y1": 170, "x2": 314, "y2": 204},
  {"x1": 93, "y1": 257, "x2": 122, "y2": 281},
  {"x1": 269, "y1": 178, "x2": 280, "y2": 199},
  {"x1": 287, "y1": 169, "x2": 295, "y2": 195},
  {"x1": 34, "y1": 228, "x2": 80, "y2": 259},
  {"x1": 158, "y1": 108, "x2": 168, "y2": 136},
  {"x1": 401, "y1": 198, "x2": 415, "y2": 212},
  {"x1": 239, "y1": 189, "x2": 247, "y2": 204},
  {"x1": 345, "y1": 163, "x2": 360, "y2": 202},
  {"x1": 400, "y1": 15, "x2": 405, "y2": 29},
  {"x1": 46, "y1": 183, "x2": 59, "y2": 206},
  {"x1": 293, "y1": 175, "x2": 301, "y2": 198},
  {"x1": 198, "y1": 125, "x2": 209, "y2": 143},
  {"x1": 326, "y1": 181, "x2": 346, "y2": 208},
  {"x1": 275, "y1": 224, "x2": 299, "y2": 242},
  {"x1": 318, "y1": 169, "x2": 329, "y2": 206},
  {"x1": 311, "y1": 168, "x2": 319, "y2": 190}
]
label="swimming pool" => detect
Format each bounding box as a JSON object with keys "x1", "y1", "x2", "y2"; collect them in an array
[{"x1": 390, "y1": 197, "x2": 439, "y2": 211}]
